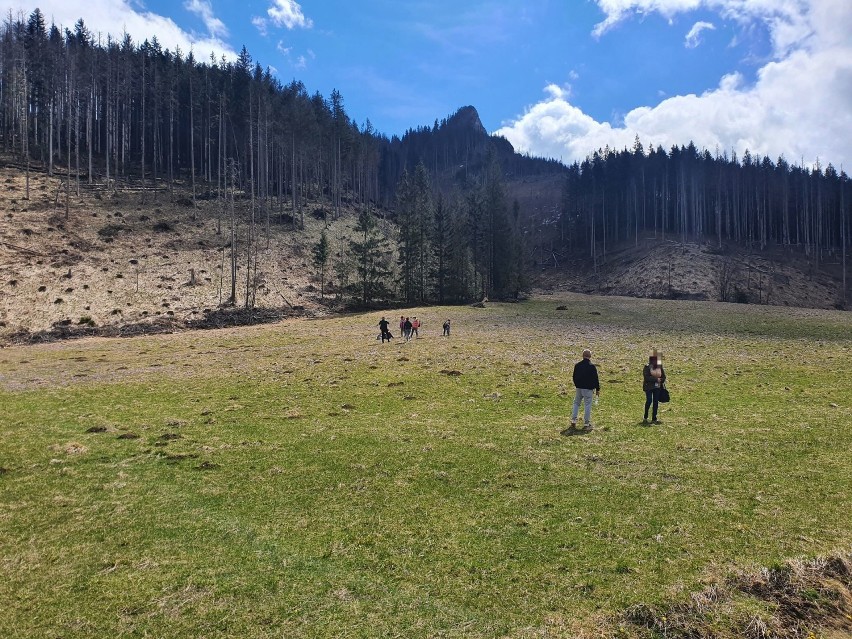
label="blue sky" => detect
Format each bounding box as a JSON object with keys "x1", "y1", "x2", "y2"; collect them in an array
[{"x1": 10, "y1": 0, "x2": 852, "y2": 168}]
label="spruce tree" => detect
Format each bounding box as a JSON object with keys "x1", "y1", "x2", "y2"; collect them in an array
[
  {"x1": 312, "y1": 230, "x2": 330, "y2": 299},
  {"x1": 350, "y1": 209, "x2": 391, "y2": 306}
]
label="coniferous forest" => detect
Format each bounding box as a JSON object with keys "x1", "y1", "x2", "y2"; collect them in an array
[
  {"x1": 559, "y1": 141, "x2": 849, "y2": 284},
  {"x1": 1, "y1": 9, "x2": 849, "y2": 308}
]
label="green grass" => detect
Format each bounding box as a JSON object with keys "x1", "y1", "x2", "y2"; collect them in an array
[{"x1": 1, "y1": 294, "x2": 850, "y2": 638}]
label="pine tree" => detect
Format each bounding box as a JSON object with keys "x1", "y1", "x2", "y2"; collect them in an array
[
  {"x1": 350, "y1": 209, "x2": 391, "y2": 305},
  {"x1": 312, "y1": 230, "x2": 330, "y2": 299},
  {"x1": 395, "y1": 168, "x2": 417, "y2": 302}
]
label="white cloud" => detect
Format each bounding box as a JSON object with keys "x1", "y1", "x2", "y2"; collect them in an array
[
  {"x1": 184, "y1": 0, "x2": 228, "y2": 39},
  {"x1": 593, "y1": 0, "x2": 703, "y2": 37},
  {"x1": 266, "y1": 0, "x2": 313, "y2": 30},
  {"x1": 273, "y1": 40, "x2": 312, "y2": 70},
  {"x1": 592, "y1": 0, "x2": 821, "y2": 56},
  {"x1": 253, "y1": 16, "x2": 269, "y2": 37},
  {"x1": 544, "y1": 84, "x2": 570, "y2": 100},
  {"x1": 8, "y1": 0, "x2": 237, "y2": 60},
  {"x1": 496, "y1": 0, "x2": 852, "y2": 168},
  {"x1": 685, "y1": 20, "x2": 715, "y2": 47}
]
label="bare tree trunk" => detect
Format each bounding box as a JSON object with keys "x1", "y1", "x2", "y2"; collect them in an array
[
  {"x1": 66, "y1": 69, "x2": 72, "y2": 221},
  {"x1": 48, "y1": 96, "x2": 54, "y2": 176},
  {"x1": 843, "y1": 169, "x2": 848, "y2": 306},
  {"x1": 25, "y1": 107, "x2": 30, "y2": 199},
  {"x1": 264, "y1": 100, "x2": 270, "y2": 248},
  {"x1": 219, "y1": 244, "x2": 225, "y2": 306},
  {"x1": 291, "y1": 134, "x2": 297, "y2": 229},
  {"x1": 279, "y1": 140, "x2": 285, "y2": 216},
  {"x1": 152, "y1": 70, "x2": 159, "y2": 193},
  {"x1": 87, "y1": 84, "x2": 93, "y2": 185},
  {"x1": 206, "y1": 68, "x2": 211, "y2": 184},
  {"x1": 217, "y1": 94, "x2": 224, "y2": 235},
  {"x1": 105, "y1": 55, "x2": 110, "y2": 187},
  {"x1": 75, "y1": 88, "x2": 80, "y2": 196},
  {"x1": 246, "y1": 93, "x2": 255, "y2": 309},
  {"x1": 25, "y1": 135, "x2": 30, "y2": 200},
  {"x1": 228, "y1": 159, "x2": 237, "y2": 306},
  {"x1": 140, "y1": 50, "x2": 146, "y2": 203},
  {"x1": 168, "y1": 76, "x2": 174, "y2": 197},
  {"x1": 189, "y1": 68, "x2": 197, "y2": 217},
  {"x1": 19, "y1": 58, "x2": 30, "y2": 200},
  {"x1": 299, "y1": 153, "x2": 304, "y2": 228}
]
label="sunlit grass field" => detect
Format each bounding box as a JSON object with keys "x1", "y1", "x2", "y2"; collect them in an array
[{"x1": 1, "y1": 293, "x2": 850, "y2": 638}]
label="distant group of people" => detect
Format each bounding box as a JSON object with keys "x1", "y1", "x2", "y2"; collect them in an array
[
  {"x1": 400, "y1": 315, "x2": 420, "y2": 340},
  {"x1": 377, "y1": 315, "x2": 451, "y2": 342},
  {"x1": 376, "y1": 315, "x2": 669, "y2": 432},
  {"x1": 565, "y1": 348, "x2": 668, "y2": 433}
]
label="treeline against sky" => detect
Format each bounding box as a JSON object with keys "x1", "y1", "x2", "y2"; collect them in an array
[
  {"x1": 1, "y1": 10, "x2": 848, "y2": 304},
  {"x1": 0, "y1": 10, "x2": 557, "y2": 210},
  {"x1": 1, "y1": 9, "x2": 384, "y2": 212},
  {"x1": 559, "y1": 140, "x2": 850, "y2": 271},
  {"x1": 0, "y1": 10, "x2": 549, "y2": 303}
]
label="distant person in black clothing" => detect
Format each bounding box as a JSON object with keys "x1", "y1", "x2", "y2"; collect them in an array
[
  {"x1": 643, "y1": 351, "x2": 666, "y2": 424},
  {"x1": 569, "y1": 348, "x2": 600, "y2": 430},
  {"x1": 442, "y1": 319, "x2": 451, "y2": 336},
  {"x1": 403, "y1": 317, "x2": 413, "y2": 341},
  {"x1": 378, "y1": 317, "x2": 392, "y2": 342}
]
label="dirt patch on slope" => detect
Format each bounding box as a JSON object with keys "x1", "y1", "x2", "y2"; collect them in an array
[
  {"x1": 0, "y1": 165, "x2": 354, "y2": 342},
  {"x1": 534, "y1": 238, "x2": 846, "y2": 310}
]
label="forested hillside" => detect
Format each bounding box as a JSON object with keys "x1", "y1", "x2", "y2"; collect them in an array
[
  {"x1": 1, "y1": 8, "x2": 849, "y2": 334},
  {"x1": 1, "y1": 10, "x2": 569, "y2": 309},
  {"x1": 551, "y1": 141, "x2": 850, "y2": 306}
]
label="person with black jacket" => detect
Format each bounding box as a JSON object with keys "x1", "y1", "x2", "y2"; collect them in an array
[
  {"x1": 643, "y1": 352, "x2": 666, "y2": 424},
  {"x1": 569, "y1": 349, "x2": 600, "y2": 430},
  {"x1": 378, "y1": 317, "x2": 392, "y2": 342}
]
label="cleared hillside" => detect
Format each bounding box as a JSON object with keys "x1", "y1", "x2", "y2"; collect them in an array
[
  {"x1": 0, "y1": 165, "x2": 362, "y2": 341},
  {"x1": 1, "y1": 162, "x2": 847, "y2": 345},
  {"x1": 534, "y1": 239, "x2": 845, "y2": 310}
]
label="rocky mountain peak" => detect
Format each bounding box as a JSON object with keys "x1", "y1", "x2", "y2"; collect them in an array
[{"x1": 446, "y1": 105, "x2": 488, "y2": 137}]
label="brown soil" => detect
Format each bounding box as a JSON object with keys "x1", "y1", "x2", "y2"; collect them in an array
[
  {"x1": 533, "y1": 238, "x2": 848, "y2": 310},
  {"x1": 622, "y1": 552, "x2": 852, "y2": 638},
  {"x1": 0, "y1": 163, "x2": 355, "y2": 343}
]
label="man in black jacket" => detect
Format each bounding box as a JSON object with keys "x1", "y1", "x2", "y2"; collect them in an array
[
  {"x1": 569, "y1": 349, "x2": 600, "y2": 430},
  {"x1": 378, "y1": 317, "x2": 392, "y2": 342}
]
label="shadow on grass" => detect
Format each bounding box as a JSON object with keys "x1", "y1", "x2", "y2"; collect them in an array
[{"x1": 560, "y1": 426, "x2": 594, "y2": 436}]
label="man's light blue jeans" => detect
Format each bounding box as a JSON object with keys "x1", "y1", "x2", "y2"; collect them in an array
[{"x1": 572, "y1": 388, "x2": 594, "y2": 424}]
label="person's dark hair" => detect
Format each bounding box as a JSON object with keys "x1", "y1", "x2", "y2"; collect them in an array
[{"x1": 649, "y1": 355, "x2": 658, "y2": 365}]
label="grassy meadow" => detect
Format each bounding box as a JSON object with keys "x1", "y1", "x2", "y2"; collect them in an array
[{"x1": 1, "y1": 293, "x2": 851, "y2": 638}]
